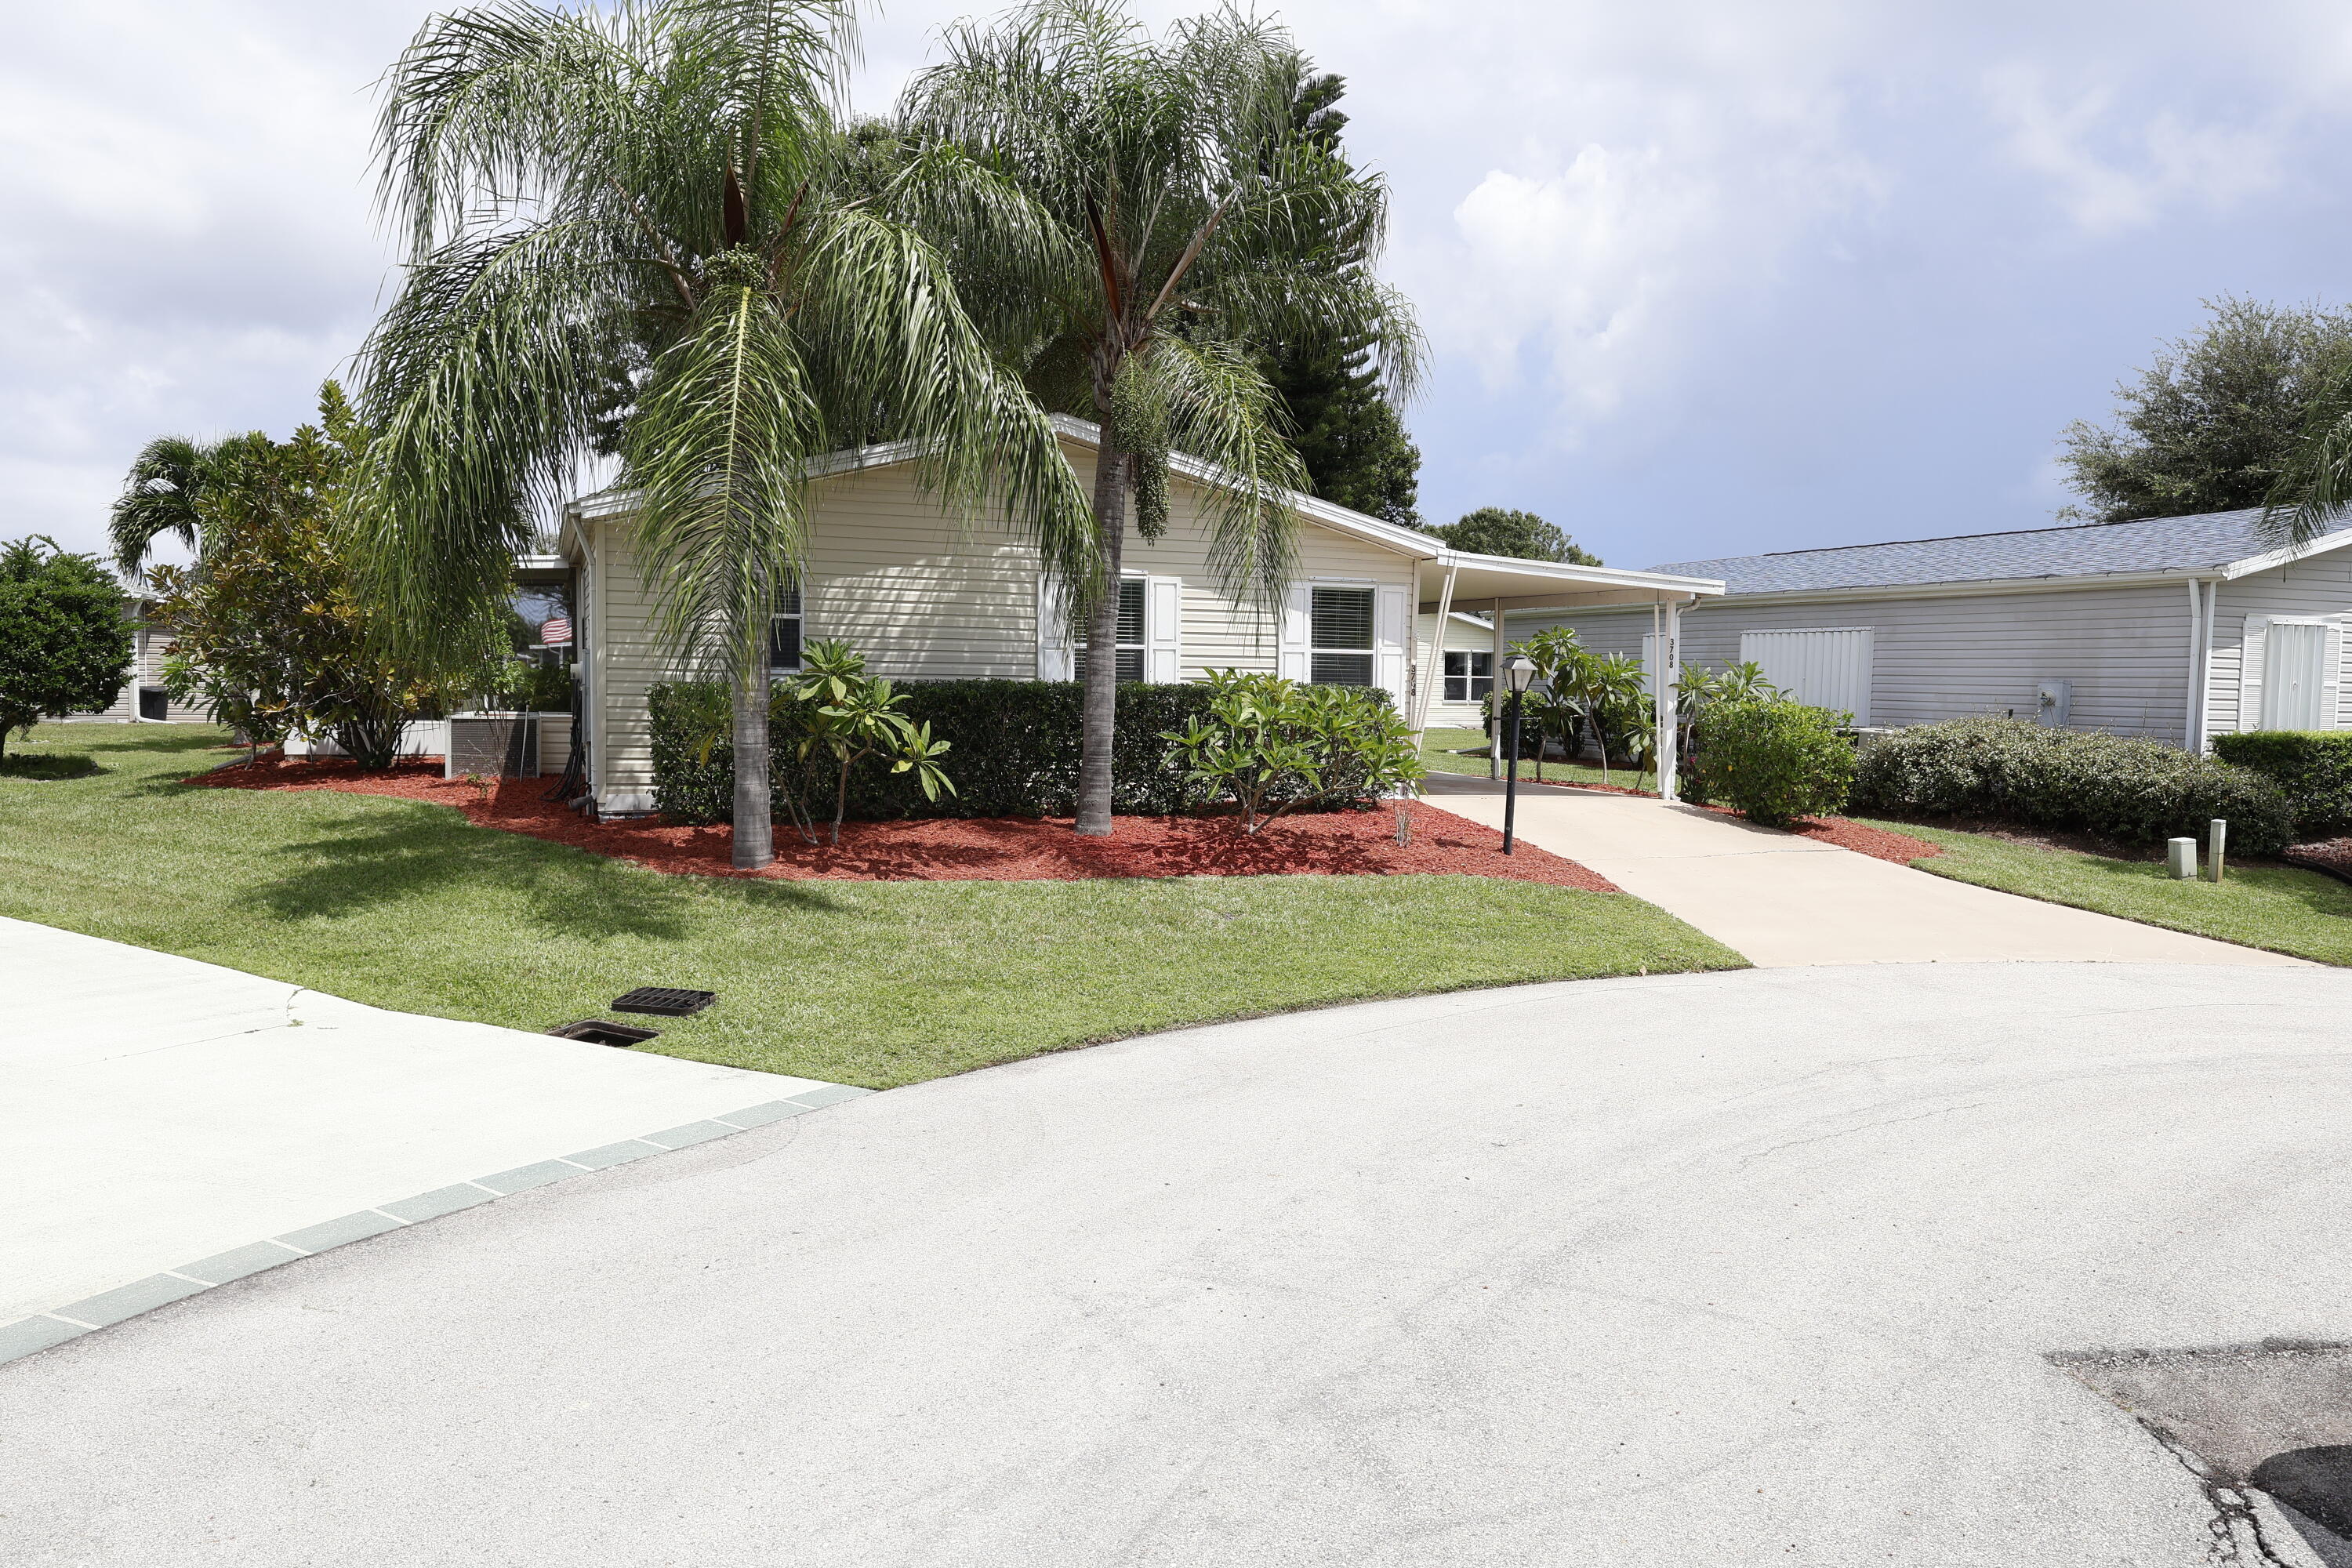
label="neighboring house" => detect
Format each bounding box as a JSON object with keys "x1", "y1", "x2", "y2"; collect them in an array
[
  {"x1": 1509, "y1": 506, "x2": 2352, "y2": 751},
  {"x1": 560, "y1": 417, "x2": 1722, "y2": 813},
  {"x1": 70, "y1": 597, "x2": 208, "y2": 724},
  {"x1": 1414, "y1": 609, "x2": 1500, "y2": 729}
]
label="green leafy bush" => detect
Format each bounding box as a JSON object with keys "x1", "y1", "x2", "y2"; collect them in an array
[
  {"x1": 1690, "y1": 698, "x2": 1854, "y2": 826},
  {"x1": 652, "y1": 677, "x2": 1388, "y2": 825},
  {"x1": 1853, "y1": 716, "x2": 2295, "y2": 854},
  {"x1": 1162, "y1": 670, "x2": 1424, "y2": 833},
  {"x1": 0, "y1": 537, "x2": 132, "y2": 757},
  {"x1": 2210, "y1": 731, "x2": 2352, "y2": 839}
]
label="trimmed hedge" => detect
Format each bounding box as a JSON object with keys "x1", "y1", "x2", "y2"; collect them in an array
[
  {"x1": 1850, "y1": 716, "x2": 2296, "y2": 855},
  {"x1": 1687, "y1": 699, "x2": 1853, "y2": 826},
  {"x1": 2210, "y1": 731, "x2": 2352, "y2": 840},
  {"x1": 649, "y1": 678, "x2": 1395, "y2": 824}
]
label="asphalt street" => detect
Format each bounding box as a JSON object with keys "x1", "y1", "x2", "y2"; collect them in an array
[{"x1": 8, "y1": 962, "x2": 2352, "y2": 1566}]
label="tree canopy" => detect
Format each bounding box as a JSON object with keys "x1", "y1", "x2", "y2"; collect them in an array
[
  {"x1": 358, "y1": 0, "x2": 1092, "y2": 866},
  {"x1": 895, "y1": 0, "x2": 1422, "y2": 833},
  {"x1": 1421, "y1": 507, "x2": 1601, "y2": 566},
  {"x1": 2058, "y1": 296, "x2": 2352, "y2": 525},
  {"x1": 0, "y1": 537, "x2": 131, "y2": 756}
]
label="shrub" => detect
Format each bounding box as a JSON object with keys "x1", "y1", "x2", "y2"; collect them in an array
[
  {"x1": 0, "y1": 752, "x2": 100, "y2": 780},
  {"x1": 1852, "y1": 716, "x2": 2296, "y2": 855},
  {"x1": 2211, "y1": 731, "x2": 2352, "y2": 840},
  {"x1": 1690, "y1": 698, "x2": 1854, "y2": 826},
  {"x1": 650, "y1": 677, "x2": 1392, "y2": 825},
  {"x1": 1162, "y1": 671, "x2": 1424, "y2": 833},
  {"x1": 769, "y1": 641, "x2": 954, "y2": 844},
  {"x1": 0, "y1": 537, "x2": 132, "y2": 757}
]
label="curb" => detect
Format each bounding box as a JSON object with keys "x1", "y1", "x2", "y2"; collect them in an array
[{"x1": 0, "y1": 1083, "x2": 872, "y2": 1369}]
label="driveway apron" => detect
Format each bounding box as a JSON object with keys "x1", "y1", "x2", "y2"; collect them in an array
[{"x1": 0, "y1": 915, "x2": 854, "y2": 1343}]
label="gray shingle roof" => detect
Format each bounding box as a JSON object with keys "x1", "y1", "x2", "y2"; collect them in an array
[{"x1": 1651, "y1": 506, "x2": 2275, "y2": 595}]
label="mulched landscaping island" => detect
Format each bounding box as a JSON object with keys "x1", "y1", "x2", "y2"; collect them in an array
[{"x1": 189, "y1": 758, "x2": 1619, "y2": 890}]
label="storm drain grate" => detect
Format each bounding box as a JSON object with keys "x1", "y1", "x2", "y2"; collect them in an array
[
  {"x1": 547, "y1": 1019, "x2": 662, "y2": 1047},
  {"x1": 609, "y1": 987, "x2": 717, "y2": 1017}
]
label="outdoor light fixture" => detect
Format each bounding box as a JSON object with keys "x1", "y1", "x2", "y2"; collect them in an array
[{"x1": 1502, "y1": 655, "x2": 1536, "y2": 855}]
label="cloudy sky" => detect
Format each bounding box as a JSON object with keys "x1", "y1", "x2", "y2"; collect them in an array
[{"x1": 9, "y1": 0, "x2": 2352, "y2": 572}]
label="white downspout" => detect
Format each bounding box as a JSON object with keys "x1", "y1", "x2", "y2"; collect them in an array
[
  {"x1": 1414, "y1": 558, "x2": 1458, "y2": 736},
  {"x1": 2196, "y1": 575, "x2": 2219, "y2": 752},
  {"x1": 2183, "y1": 578, "x2": 2202, "y2": 752}
]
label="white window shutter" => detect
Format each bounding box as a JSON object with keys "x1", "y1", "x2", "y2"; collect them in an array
[
  {"x1": 1374, "y1": 584, "x2": 1408, "y2": 702},
  {"x1": 1279, "y1": 582, "x2": 1310, "y2": 681},
  {"x1": 1146, "y1": 575, "x2": 1182, "y2": 684},
  {"x1": 1036, "y1": 575, "x2": 1073, "y2": 681},
  {"x1": 2327, "y1": 619, "x2": 2347, "y2": 730},
  {"x1": 2240, "y1": 615, "x2": 2268, "y2": 732}
]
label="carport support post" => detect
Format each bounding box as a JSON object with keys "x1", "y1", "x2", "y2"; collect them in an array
[
  {"x1": 1489, "y1": 598, "x2": 1508, "y2": 780},
  {"x1": 1654, "y1": 598, "x2": 1681, "y2": 802}
]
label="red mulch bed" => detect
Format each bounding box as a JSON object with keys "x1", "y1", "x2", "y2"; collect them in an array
[
  {"x1": 2284, "y1": 840, "x2": 2352, "y2": 882},
  {"x1": 187, "y1": 758, "x2": 1621, "y2": 889}
]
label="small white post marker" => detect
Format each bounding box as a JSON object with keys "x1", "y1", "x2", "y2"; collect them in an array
[
  {"x1": 2168, "y1": 837, "x2": 2198, "y2": 880},
  {"x1": 2206, "y1": 818, "x2": 2227, "y2": 884}
]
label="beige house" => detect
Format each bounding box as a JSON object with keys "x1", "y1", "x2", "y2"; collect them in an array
[
  {"x1": 71, "y1": 598, "x2": 208, "y2": 724},
  {"x1": 558, "y1": 419, "x2": 1722, "y2": 814}
]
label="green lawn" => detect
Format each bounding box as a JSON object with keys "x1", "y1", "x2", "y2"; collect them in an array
[
  {"x1": 1854, "y1": 816, "x2": 2352, "y2": 964},
  {"x1": 1419, "y1": 726, "x2": 1653, "y2": 793},
  {"x1": 0, "y1": 724, "x2": 1744, "y2": 1087}
]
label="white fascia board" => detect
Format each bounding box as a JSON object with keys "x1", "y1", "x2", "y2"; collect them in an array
[
  {"x1": 2219, "y1": 528, "x2": 2352, "y2": 579},
  {"x1": 1434, "y1": 546, "x2": 1724, "y2": 598}
]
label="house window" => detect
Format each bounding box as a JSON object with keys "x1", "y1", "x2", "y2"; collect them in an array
[
  {"x1": 768, "y1": 586, "x2": 804, "y2": 673},
  {"x1": 1443, "y1": 651, "x2": 1494, "y2": 703},
  {"x1": 1075, "y1": 578, "x2": 1146, "y2": 684},
  {"x1": 1309, "y1": 586, "x2": 1375, "y2": 686}
]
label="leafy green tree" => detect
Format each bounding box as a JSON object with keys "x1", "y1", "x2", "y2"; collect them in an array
[
  {"x1": 2060, "y1": 296, "x2": 2352, "y2": 525},
  {"x1": 1428, "y1": 507, "x2": 1601, "y2": 565},
  {"x1": 139, "y1": 385, "x2": 451, "y2": 766},
  {"x1": 896, "y1": 0, "x2": 1423, "y2": 833},
  {"x1": 356, "y1": 0, "x2": 1092, "y2": 869},
  {"x1": 0, "y1": 538, "x2": 131, "y2": 757}
]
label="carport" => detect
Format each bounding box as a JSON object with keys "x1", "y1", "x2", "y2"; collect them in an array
[{"x1": 1410, "y1": 550, "x2": 1725, "y2": 797}]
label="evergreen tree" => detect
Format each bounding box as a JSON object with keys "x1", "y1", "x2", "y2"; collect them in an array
[
  {"x1": 1423, "y1": 507, "x2": 1600, "y2": 565},
  {"x1": 1260, "y1": 67, "x2": 1422, "y2": 525},
  {"x1": 0, "y1": 537, "x2": 131, "y2": 756}
]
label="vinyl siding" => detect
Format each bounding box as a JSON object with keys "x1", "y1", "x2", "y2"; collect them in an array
[
  {"x1": 582, "y1": 441, "x2": 1419, "y2": 808},
  {"x1": 1514, "y1": 580, "x2": 2203, "y2": 742},
  {"x1": 1414, "y1": 612, "x2": 1501, "y2": 728},
  {"x1": 2206, "y1": 554, "x2": 2352, "y2": 733},
  {"x1": 73, "y1": 612, "x2": 209, "y2": 724}
]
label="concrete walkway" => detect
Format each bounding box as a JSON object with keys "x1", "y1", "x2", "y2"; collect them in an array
[
  {"x1": 9, "y1": 963, "x2": 2352, "y2": 1566},
  {"x1": 0, "y1": 916, "x2": 855, "y2": 1346},
  {"x1": 1422, "y1": 774, "x2": 2306, "y2": 967}
]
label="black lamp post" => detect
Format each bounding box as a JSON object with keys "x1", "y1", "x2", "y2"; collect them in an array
[{"x1": 1501, "y1": 654, "x2": 1535, "y2": 855}]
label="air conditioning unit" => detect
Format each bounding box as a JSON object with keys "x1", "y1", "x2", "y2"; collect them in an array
[{"x1": 445, "y1": 713, "x2": 539, "y2": 779}]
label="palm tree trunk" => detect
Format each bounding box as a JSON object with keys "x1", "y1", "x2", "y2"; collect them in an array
[
  {"x1": 732, "y1": 657, "x2": 774, "y2": 869},
  {"x1": 1074, "y1": 439, "x2": 1129, "y2": 837}
]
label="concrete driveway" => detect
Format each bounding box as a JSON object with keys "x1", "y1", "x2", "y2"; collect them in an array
[
  {"x1": 0, "y1": 916, "x2": 858, "y2": 1349},
  {"x1": 1424, "y1": 773, "x2": 2305, "y2": 967},
  {"x1": 7, "y1": 961, "x2": 2352, "y2": 1566}
]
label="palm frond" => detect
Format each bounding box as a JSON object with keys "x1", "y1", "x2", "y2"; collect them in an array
[
  {"x1": 1148, "y1": 334, "x2": 1306, "y2": 607},
  {"x1": 2263, "y1": 372, "x2": 2352, "y2": 550}
]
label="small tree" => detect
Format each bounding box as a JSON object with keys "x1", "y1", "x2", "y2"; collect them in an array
[
  {"x1": 1163, "y1": 671, "x2": 1422, "y2": 834},
  {"x1": 139, "y1": 386, "x2": 455, "y2": 766},
  {"x1": 0, "y1": 538, "x2": 132, "y2": 757},
  {"x1": 772, "y1": 641, "x2": 955, "y2": 846}
]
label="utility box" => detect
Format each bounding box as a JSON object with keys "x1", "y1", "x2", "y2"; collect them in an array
[
  {"x1": 2034, "y1": 679, "x2": 2072, "y2": 728},
  {"x1": 445, "y1": 713, "x2": 539, "y2": 779}
]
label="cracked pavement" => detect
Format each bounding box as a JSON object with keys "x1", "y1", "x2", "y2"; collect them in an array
[{"x1": 8, "y1": 961, "x2": 2352, "y2": 1565}]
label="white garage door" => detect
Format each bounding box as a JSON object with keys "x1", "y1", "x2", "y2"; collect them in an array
[{"x1": 1739, "y1": 628, "x2": 1873, "y2": 724}]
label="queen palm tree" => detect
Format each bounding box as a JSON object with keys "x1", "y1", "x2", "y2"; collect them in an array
[
  {"x1": 895, "y1": 0, "x2": 1422, "y2": 834},
  {"x1": 354, "y1": 0, "x2": 1095, "y2": 867}
]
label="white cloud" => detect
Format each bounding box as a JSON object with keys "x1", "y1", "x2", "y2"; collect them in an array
[{"x1": 1986, "y1": 66, "x2": 2285, "y2": 236}]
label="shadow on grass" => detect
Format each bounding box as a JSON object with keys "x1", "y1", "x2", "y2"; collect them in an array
[
  {"x1": 243, "y1": 799, "x2": 843, "y2": 942},
  {"x1": 0, "y1": 753, "x2": 103, "y2": 779}
]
